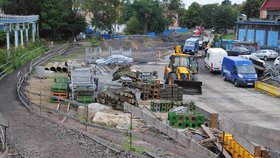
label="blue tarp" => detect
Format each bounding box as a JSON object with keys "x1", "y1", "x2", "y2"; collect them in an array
[
  {"x1": 85, "y1": 28, "x2": 94, "y2": 34},
  {"x1": 147, "y1": 32, "x2": 156, "y2": 37},
  {"x1": 176, "y1": 28, "x2": 188, "y2": 33},
  {"x1": 101, "y1": 34, "x2": 111, "y2": 39},
  {"x1": 112, "y1": 35, "x2": 128, "y2": 39},
  {"x1": 163, "y1": 29, "x2": 172, "y2": 36}
]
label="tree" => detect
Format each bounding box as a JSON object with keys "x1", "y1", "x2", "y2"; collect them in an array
[
  {"x1": 40, "y1": 0, "x2": 86, "y2": 40},
  {"x1": 213, "y1": 5, "x2": 235, "y2": 33},
  {"x1": 0, "y1": 0, "x2": 41, "y2": 15},
  {"x1": 241, "y1": 0, "x2": 264, "y2": 18},
  {"x1": 124, "y1": 0, "x2": 168, "y2": 34},
  {"x1": 221, "y1": 0, "x2": 232, "y2": 6},
  {"x1": 185, "y1": 2, "x2": 203, "y2": 28},
  {"x1": 83, "y1": 0, "x2": 121, "y2": 34},
  {"x1": 162, "y1": 0, "x2": 183, "y2": 25},
  {"x1": 178, "y1": 8, "x2": 188, "y2": 27},
  {"x1": 201, "y1": 3, "x2": 219, "y2": 29}
]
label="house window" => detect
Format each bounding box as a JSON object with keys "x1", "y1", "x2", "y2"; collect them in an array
[{"x1": 267, "y1": 15, "x2": 270, "y2": 19}]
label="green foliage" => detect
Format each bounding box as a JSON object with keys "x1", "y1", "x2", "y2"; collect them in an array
[
  {"x1": 241, "y1": 0, "x2": 264, "y2": 18},
  {"x1": 40, "y1": 0, "x2": 86, "y2": 40},
  {"x1": 221, "y1": 0, "x2": 232, "y2": 6},
  {"x1": 222, "y1": 34, "x2": 236, "y2": 40},
  {"x1": 83, "y1": 0, "x2": 121, "y2": 34},
  {"x1": 201, "y1": 4, "x2": 219, "y2": 29},
  {"x1": 125, "y1": 16, "x2": 142, "y2": 34},
  {"x1": 213, "y1": 5, "x2": 235, "y2": 33},
  {"x1": 185, "y1": 2, "x2": 203, "y2": 28},
  {"x1": 123, "y1": 0, "x2": 169, "y2": 34},
  {"x1": 0, "y1": 0, "x2": 86, "y2": 40},
  {"x1": 0, "y1": 40, "x2": 47, "y2": 72}
]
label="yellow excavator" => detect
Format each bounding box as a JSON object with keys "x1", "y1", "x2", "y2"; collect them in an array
[{"x1": 164, "y1": 45, "x2": 202, "y2": 94}]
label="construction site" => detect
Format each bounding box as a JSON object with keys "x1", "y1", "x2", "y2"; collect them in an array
[{"x1": 0, "y1": 32, "x2": 274, "y2": 158}]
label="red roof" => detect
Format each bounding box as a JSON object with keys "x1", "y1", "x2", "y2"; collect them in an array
[{"x1": 261, "y1": 0, "x2": 280, "y2": 10}]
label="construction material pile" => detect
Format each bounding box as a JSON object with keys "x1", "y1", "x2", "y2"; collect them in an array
[
  {"x1": 160, "y1": 84, "x2": 183, "y2": 101},
  {"x1": 69, "y1": 67, "x2": 97, "y2": 104},
  {"x1": 50, "y1": 76, "x2": 69, "y2": 103},
  {"x1": 97, "y1": 87, "x2": 138, "y2": 110}
]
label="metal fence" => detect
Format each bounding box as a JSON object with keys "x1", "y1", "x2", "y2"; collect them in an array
[{"x1": 0, "y1": 46, "x2": 49, "y2": 80}]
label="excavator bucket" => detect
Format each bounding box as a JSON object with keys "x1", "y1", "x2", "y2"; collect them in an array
[{"x1": 174, "y1": 80, "x2": 202, "y2": 95}]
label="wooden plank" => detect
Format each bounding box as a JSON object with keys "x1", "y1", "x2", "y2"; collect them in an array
[{"x1": 201, "y1": 125, "x2": 231, "y2": 158}]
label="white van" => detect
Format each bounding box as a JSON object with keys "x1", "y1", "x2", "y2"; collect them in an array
[{"x1": 204, "y1": 48, "x2": 228, "y2": 72}]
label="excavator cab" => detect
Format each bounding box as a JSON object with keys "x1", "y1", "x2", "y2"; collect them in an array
[{"x1": 164, "y1": 49, "x2": 202, "y2": 95}]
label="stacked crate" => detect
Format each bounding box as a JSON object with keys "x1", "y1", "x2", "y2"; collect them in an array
[
  {"x1": 150, "y1": 100, "x2": 183, "y2": 112},
  {"x1": 141, "y1": 80, "x2": 160, "y2": 100},
  {"x1": 160, "y1": 84, "x2": 183, "y2": 101},
  {"x1": 50, "y1": 76, "x2": 69, "y2": 103},
  {"x1": 70, "y1": 68, "x2": 96, "y2": 104},
  {"x1": 97, "y1": 88, "x2": 137, "y2": 110},
  {"x1": 167, "y1": 112, "x2": 205, "y2": 129}
]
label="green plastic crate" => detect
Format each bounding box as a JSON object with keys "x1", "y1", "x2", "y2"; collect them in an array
[
  {"x1": 54, "y1": 76, "x2": 69, "y2": 83},
  {"x1": 51, "y1": 83, "x2": 68, "y2": 92},
  {"x1": 76, "y1": 96, "x2": 94, "y2": 104}
]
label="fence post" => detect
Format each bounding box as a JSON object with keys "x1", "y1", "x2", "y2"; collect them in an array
[
  {"x1": 39, "y1": 77, "x2": 42, "y2": 115},
  {"x1": 85, "y1": 104, "x2": 88, "y2": 132}
]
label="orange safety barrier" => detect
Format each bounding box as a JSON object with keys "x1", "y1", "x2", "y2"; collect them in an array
[{"x1": 223, "y1": 132, "x2": 254, "y2": 158}]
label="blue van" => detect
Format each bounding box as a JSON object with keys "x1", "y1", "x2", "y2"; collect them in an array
[
  {"x1": 221, "y1": 56, "x2": 257, "y2": 87},
  {"x1": 183, "y1": 38, "x2": 199, "y2": 55}
]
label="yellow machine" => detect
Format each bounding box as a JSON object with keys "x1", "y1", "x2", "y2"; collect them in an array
[{"x1": 164, "y1": 45, "x2": 202, "y2": 94}]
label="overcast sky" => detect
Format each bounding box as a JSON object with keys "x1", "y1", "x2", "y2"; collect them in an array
[{"x1": 183, "y1": 0, "x2": 245, "y2": 8}]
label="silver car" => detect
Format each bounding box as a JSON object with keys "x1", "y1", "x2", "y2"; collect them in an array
[{"x1": 251, "y1": 49, "x2": 278, "y2": 61}]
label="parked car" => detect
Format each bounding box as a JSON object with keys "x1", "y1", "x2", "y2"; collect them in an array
[
  {"x1": 95, "y1": 55, "x2": 133, "y2": 63},
  {"x1": 227, "y1": 47, "x2": 251, "y2": 56},
  {"x1": 239, "y1": 55, "x2": 266, "y2": 68},
  {"x1": 260, "y1": 46, "x2": 280, "y2": 55},
  {"x1": 251, "y1": 49, "x2": 278, "y2": 61},
  {"x1": 204, "y1": 48, "x2": 228, "y2": 72},
  {"x1": 96, "y1": 55, "x2": 133, "y2": 66},
  {"x1": 274, "y1": 56, "x2": 280, "y2": 66},
  {"x1": 222, "y1": 56, "x2": 257, "y2": 87}
]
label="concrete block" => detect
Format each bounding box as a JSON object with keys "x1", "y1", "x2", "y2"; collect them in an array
[
  {"x1": 177, "y1": 132, "x2": 191, "y2": 148},
  {"x1": 167, "y1": 127, "x2": 178, "y2": 140}
]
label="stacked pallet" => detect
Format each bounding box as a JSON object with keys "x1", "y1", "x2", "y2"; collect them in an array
[
  {"x1": 141, "y1": 80, "x2": 160, "y2": 100},
  {"x1": 167, "y1": 112, "x2": 205, "y2": 129},
  {"x1": 97, "y1": 88, "x2": 137, "y2": 110},
  {"x1": 160, "y1": 84, "x2": 183, "y2": 101},
  {"x1": 150, "y1": 100, "x2": 183, "y2": 112},
  {"x1": 50, "y1": 76, "x2": 69, "y2": 103}
]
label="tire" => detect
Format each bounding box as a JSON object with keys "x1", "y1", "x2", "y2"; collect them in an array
[
  {"x1": 234, "y1": 80, "x2": 239, "y2": 87},
  {"x1": 222, "y1": 75, "x2": 227, "y2": 81},
  {"x1": 264, "y1": 56, "x2": 268, "y2": 61},
  {"x1": 167, "y1": 73, "x2": 176, "y2": 84}
]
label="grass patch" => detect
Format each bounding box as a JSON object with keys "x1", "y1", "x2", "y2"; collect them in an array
[
  {"x1": 222, "y1": 34, "x2": 236, "y2": 40},
  {"x1": 121, "y1": 137, "x2": 147, "y2": 154},
  {"x1": 48, "y1": 51, "x2": 84, "y2": 62},
  {"x1": 41, "y1": 107, "x2": 52, "y2": 113}
]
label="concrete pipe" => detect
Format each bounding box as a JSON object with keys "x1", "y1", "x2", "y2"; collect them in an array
[
  {"x1": 60, "y1": 62, "x2": 68, "y2": 72},
  {"x1": 45, "y1": 62, "x2": 53, "y2": 71},
  {"x1": 51, "y1": 62, "x2": 59, "y2": 72},
  {"x1": 56, "y1": 62, "x2": 64, "y2": 72}
]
